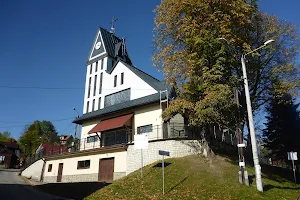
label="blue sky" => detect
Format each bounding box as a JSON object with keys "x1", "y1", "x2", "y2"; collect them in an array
[{"x1": 0, "y1": 0, "x2": 299, "y2": 140}]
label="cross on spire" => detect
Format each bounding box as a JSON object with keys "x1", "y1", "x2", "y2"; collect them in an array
[{"x1": 110, "y1": 16, "x2": 118, "y2": 34}]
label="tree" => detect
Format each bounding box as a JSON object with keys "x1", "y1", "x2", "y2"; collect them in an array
[
  {"x1": 153, "y1": 0, "x2": 300, "y2": 142},
  {"x1": 19, "y1": 120, "x2": 59, "y2": 156},
  {"x1": 0, "y1": 131, "x2": 11, "y2": 142},
  {"x1": 263, "y1": 86, "x2": 300, "y2": 161}
]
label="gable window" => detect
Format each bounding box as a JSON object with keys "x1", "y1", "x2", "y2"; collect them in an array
[
  {"x1": 86, "y1": 101, "x2": 89, "y2": 113},
  {"x1": 121, "y1": 72, "x2": 124, "y2": 85},
  {"x1": 87, "y1": 136, "x2": 99, "y2": 143},
  {"x1": 48, "y1": 164, "x2": 52, "y2": 172},
  {"x1": 99, "y1": 72, "x2": 103, "y2": 94},
  {"x1": 104, "y1": 88, "x2": 130, "y2": 107},
  {"x1": 95, "y1": 61, "x2": 98, "y2": 72},
  {"x1": 137, "y1": 124, "x2": 153, "y2": 134},
  {"x1": 88, "y1": 77, "x2": 91, "y2": 98},
  {"x1": 77, "y1": 160, "x2": 90, "y2": 169},
  {"x1": 92, "y1": 99, "x2": 95, "y2": 111},
  {"x1": 90, "y1": 64, "x2": 93, "y2": 74},
  {"x1": 114, "y1": 75, "x2": 117, "y2": 87},
  {"x1": 101, "y1": 59, "x2": 104, "y2": 70},
  {"x1": 98, "y1": 97, "x2": 101, "y2": 109},
  {"x1": 93, "y1": 75, "x2": 97, "y2": 96}
]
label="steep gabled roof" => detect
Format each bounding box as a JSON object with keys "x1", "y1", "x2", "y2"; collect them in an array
[{"x1": 99, "y1": 27, "x2": 121, "y2": 58}]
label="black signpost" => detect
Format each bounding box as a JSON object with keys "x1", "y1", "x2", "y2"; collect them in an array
[{"x1": 159, "y1": 150, "x2": 170, "y2": 194}]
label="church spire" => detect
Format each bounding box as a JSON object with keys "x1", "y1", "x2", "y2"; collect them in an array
[{"x1": 110, "y1": 16, "x2": 118, "y2": 34}]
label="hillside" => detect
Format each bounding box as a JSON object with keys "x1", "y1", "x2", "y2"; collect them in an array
[{"x1": 85, "y1": 155, "x2": 299, "y2": 200}]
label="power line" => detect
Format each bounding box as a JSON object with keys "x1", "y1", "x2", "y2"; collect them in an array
[
  {"x1": 0, "y1": 117, "x2": 75, "y2": 128},
  {"x1": 0, "y1": 85, "x2": 155, "y2": 91}
]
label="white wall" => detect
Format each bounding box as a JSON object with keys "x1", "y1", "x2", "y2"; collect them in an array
[
  {"x1": 133, "y1": 104, "x2": 163, "y2": 140},
  {"x1": 21, "y1": 159, "x2": 44, "y2": 181},
  {"x1": 83, "y1": 59, "x2": 157, "y2": 114},
  {"x1": 43, "y1": 151, "x2": 127, "y2": 178}
]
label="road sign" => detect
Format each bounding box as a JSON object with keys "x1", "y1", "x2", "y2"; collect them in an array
[
  {"x1": 134, "y1": 133, "x2": 149, "y2": 149},
  {"x1": 159, "y1": 150, "x2": 170, "y2": 195},
  {"x1": 287, "y1": 152, "x2": 298, "y2": 160},
  {"x1": 159, "y1": 150, "x2": 170, "y2": 156}
]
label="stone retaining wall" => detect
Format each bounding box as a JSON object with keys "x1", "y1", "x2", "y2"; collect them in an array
[{"x1": 126, "y1": 139, "x2": 202, "y2": 175}]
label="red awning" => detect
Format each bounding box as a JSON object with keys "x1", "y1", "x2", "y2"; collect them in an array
[{"x1": 88, "y1": 114, "x2": 133, "y2": 134}]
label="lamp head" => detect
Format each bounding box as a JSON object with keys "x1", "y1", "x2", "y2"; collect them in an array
[{"x1": 264, "y1": 39, "x2": 275, "y2": 46}]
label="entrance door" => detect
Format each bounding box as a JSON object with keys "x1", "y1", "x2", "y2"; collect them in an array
[
  {"x1": 57, "y1": 163, "x2": 63, "y2": 182},
  {"x1": 98, "y1": 158, "x2": 114, "y2": 182}
]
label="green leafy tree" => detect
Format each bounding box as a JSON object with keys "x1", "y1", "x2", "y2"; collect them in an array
[
  {"x1": 263, "y1": 86, "x2": 300, "y2": 161},
  {"x1": 19, "y1": 120, "x2": 59, "y2": 156},
  {"x1": 0, "y1": 131, "x2": 11, "y2": 142},
  {"x1": 153, "y1": 0, "x2": 300, "y2": 145}
]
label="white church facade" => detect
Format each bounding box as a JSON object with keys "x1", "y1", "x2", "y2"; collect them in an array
[{"x1": 41, "y1": 26, "x2": 201, "y2": 184}]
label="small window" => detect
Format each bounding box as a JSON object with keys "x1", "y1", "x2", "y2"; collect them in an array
[
  {"x1": 93, "y1": 75, "x2": 97, "y2": 96},
  {"x1": 98, "y1": 97, "x2": 101, "y2": 109},
  {"x1": 114, "y1": 75, "x2": 117, "y2": 87},
  {"x1": 121, "y1": 73, "x2": 124, "y2": 85},
  {"x1": 99, "y1": 72, "x2": 103, "y2": 94},
  {"x1": 90, "y1": 64, "x2": 93, "y2": 74},
  {"x1": 92, "y1": 99, "x2": 95, "y2": 111},
  {"x1": 48, "y1": 164, "x2": 52, "y2": 172},
  {"x1": 137, "y1": 124, "x2": 153, "y2": 134},
  {"x1": 77, "y1": 160, "x2": 90, "y2": 169},
  {"x1": 88, "y1": 77, "x2": 91, "y2": 98},
  {"x1": 101, "y1": 59, "x2": 104, "y2": 70},
  {"x1": 86, "y1": 101, "x2": 89, "y2": 113},
  {"x1": 95, "y1": 61, "x2": 98, "y2": 72},
  {"x1": 87, "y1": 136, "x2": 99, "y2": 143}
]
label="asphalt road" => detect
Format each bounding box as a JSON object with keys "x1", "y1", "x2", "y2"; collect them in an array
[{"x1": 0, "y1": 169, "x2": 67, "y2": 200}]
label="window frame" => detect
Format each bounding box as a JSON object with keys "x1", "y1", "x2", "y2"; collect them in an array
[
  {"x1": 48, "y1": 164, "x2": 52, "y2": 172},
  {"x1": 77, "y1": 160, "x2": 91, "y2": 169},
  {"x1": 114, "y1": 75, "x2": 117, "y2": 87},
  {"x1": 137, "y1": 124, "x2": 153, "y2": 134},
  {"x1": 87, "y1": 136, "x2": 99, "y2": 143},
  {"x1": 121, "y1": 72, "x2": 124, "y2": 85}
]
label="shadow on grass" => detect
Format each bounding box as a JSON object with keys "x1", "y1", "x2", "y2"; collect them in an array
[
  {"x1": 264, "y1": 184, "x2": 300, "y2": 192},
  {"x1": 37, "y1": 182, "x2": 110, "y2": 200},
  {"x1": 152, "y1": 162, "x2": 172, "y2": 168},
  {"x1": 167, "y1": 175, "x2": 189, "y2": 193}
]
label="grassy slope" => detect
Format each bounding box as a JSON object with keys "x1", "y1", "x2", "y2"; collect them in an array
[{"x1": 85, "y1": 155, "x2": 300, "y2": 200}]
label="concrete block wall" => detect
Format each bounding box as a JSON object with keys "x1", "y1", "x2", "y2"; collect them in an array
[{"x1": 126, "y1": 140, "x2": 202, "y2": 175}]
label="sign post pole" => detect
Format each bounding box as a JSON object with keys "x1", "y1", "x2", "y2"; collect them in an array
[
  {"x1": 141, "y1": 149, "x2": 143, "y2": 178},
  {"x1": 292, "y1": 159, "x2": 296, "y2": 184},
  {"x1": 162, "y1": 155, "x2": 164, "y2": 195}
]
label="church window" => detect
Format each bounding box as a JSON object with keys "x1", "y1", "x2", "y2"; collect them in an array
[
  {"x1": 101, "y1": 59, "x2": 104, "y2": 70},
  {"x1": 87, "y1": 136, "x2": 98, "y2": 143},
  {"x1": 114, "y1": 75, "x2": 117, "y2": 87},
  {"x1": 98, "y1": 97, "x2": 101, "y2": 109},
  {"x1": 48, "y1": 164, "x2": 52, "y2": 172},
  {"x1": 99, "y1": 72, "x2": 103, "y2": 94},
  {"x1": 121, "y1": 72, "x2": 124, "y2": 85},
  {"x1": 93, "y1": 75, "x2": 97, "y2": 96},
  {"x1": 86, "y1": 101, "x2": 89, "y2": 113},
  {"x1": 88, "y1": 77, "x2": 91, "y2": 98},
  {"x1": 95, "y1": 61, "x2": 98, "y2": 72},
  {"x1": 104, "y1": 88, "x2": 130, "y2": 107},
  {"x1": 90, "y1": 64, "x2": 93, "y2": 74},
  {"x1": 92, "y1": 99, "x2": 95, "y2": 111}
]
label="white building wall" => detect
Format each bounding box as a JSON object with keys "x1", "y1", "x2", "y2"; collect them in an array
[
  {"x1": 21, "y1": 159, "x2": 44, "y2": 181},
  {"x1": 83, "y1": 60, "x2": 157, "y2": 114},
  {"x1": 43, "y1": 151, "x2": 127, "y2": 183}
]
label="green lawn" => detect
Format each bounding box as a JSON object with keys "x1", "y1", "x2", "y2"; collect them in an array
[{"x1": 85, "y1": 155, "x2": 300, "y2": 200}]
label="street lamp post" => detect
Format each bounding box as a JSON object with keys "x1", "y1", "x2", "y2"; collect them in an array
[
  {"x1": 219, "y1": 38, "x2": 274, "y2": 192},
  {"x1": 241, "y1": 39, "x2": 274, "y2": 192}
]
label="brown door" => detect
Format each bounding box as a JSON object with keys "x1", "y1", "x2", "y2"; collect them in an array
[
  {"x1": 98, "y1": 158, "x2": 114, "y2": 182},
  {"x1": 57, "y1": 163, "x2": 63, "y2": 182}
]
